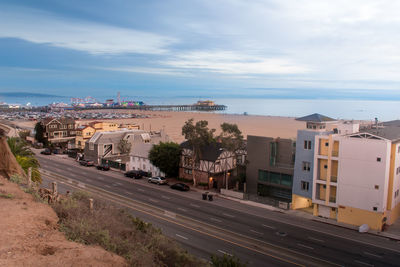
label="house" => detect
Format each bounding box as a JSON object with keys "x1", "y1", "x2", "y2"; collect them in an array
[
  {"x1": 246, "y1": 135, "x2": 295, "y2": 206},
  {"x1": 84, "y1": 129, "x2": 169, "y2": 170},
  {"x1": 75, "y1": 125, "x2": 96, "y2": 150},
  {"x1": 179, "y1": 141, "x2": 236, "y2": 189},
  {"x1": 128, "y1": 143, "x2": 165, "y2": 177},
  {"x1": 292, "y1": 113, "x2": 400, "y2": 230},
  {"x1": 41, "y1": 117, "x2": 76, "y2": 148}
]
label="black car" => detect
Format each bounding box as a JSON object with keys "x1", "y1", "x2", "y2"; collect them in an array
[
  {"x1": 40, "y1": 148, "x2": 51, "y2": 155},
  {"x1": 96, "y1": 163, "x2": 110, "y2": 171},
  {"x1": 79, "y1": 159, "x2": 94, "y2": 167},
  {"x1": 170, "y1": 183, "x2": 190, "y2": 191},
  {"x1": 124, "y1": 170, "x2": 148, "y2": 179}
]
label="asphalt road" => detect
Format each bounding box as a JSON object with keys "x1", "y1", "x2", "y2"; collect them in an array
[{"x1": 37, "y1": 153, "x2": 400, "y2": 267}]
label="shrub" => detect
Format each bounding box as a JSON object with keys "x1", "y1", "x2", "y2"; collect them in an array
[
  {"x1": 10, "y1": 174, "x2": 25, "y2": 184},
  {"x1": 211, "y1": 254, "x2": 247, "y2": 267},
  {"x1": 52, "y1": 191, "x2": 205, "y2": 266}
]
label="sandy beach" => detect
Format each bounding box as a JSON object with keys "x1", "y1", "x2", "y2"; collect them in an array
[{"x1": 15, "y1": 110, "x2": 305, "y2": 143}]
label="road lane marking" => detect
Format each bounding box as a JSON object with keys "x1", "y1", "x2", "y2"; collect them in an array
[
  {"x1": 250, "y1": 230, "x2": 263, "y2": 235},
  {"x1": 210, "y1": 218, "x2": 222, "y2": 223},
  {"x1": 176, "y1": 234, "x2": 188, "y2": 240},
  {"x1": 112, "y1": 183, "x2": 120, "y2": 187},
  {"x1": 218, "y1": 250, "x2": 233, "y2": 256},
  {"x1": 308, "y1": 237, "x2": 324, "y2": 243},
  {"x1": 149, "y1": 198, "x2": 159, "y2": 203},
  {"x1": 354, "y1": 260, "x2": 374, "y2": 266},
  {"x1": 77, "y1": 183, "x2": 86, "y2": 188},
  {"x1": 115, "y1": 182, "x2": 123, "y2": 186},
  {"x1": 363, "y1": 251, "x2": 382, "y2": 258},
  {"x1": 137, "y1": 188, "x2": 145, "y2": 192},
  {"x1": 190, "y1": 203, "x2": 200, "y2": 208},
  {"x1": 222, "y1": 213, "x2": 235, "y2": 218},
  {"x1": 125, "y1": 191, "x2": 133, "y2": 195},
  {"x1": 161, "y1": 195, "x2": 171, "y2": 200},
  {"x1": 262, "y1": 224, "x2": 276, "y2": 229},
  {"x1": 178, "y1": 208, "x2": 187, "y2": 212},
  {"x1": 164, "y1": 211, "x2": 176, "y2": 219},
  {"x1": 297, "y1": 243, "x2": 314, "y2": 250}
]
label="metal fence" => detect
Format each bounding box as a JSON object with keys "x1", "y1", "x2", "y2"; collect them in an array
[{"x1": 101, "y1": 159, "x2": 126, "y2": 171}]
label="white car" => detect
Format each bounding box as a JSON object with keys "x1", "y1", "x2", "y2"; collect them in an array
[{"x1": 148, "y1": 176, "x2": 168, "y2": 185}]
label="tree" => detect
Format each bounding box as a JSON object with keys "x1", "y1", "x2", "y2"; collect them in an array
[
  {"x1": 218, "y1": 123, "x2": 245, "y2": 189},
  {"x1": 218, "y1": 123, "x2": 244, "y2": 152},
  {"x1": 34, "y1": 122, "x2": 47, "y2": 146},
  {"x1": 118, "y1": 139, "x2": 131, "y2": 154},
  {"x1": 149, "y1": 142, "x2": 181, "y2": 177},
  {"x1": 18, "y1": 130, "x2": 31, "y2": 141},
  {"x1": 182, "y1": 119, "x2": 215, "y2": 185},
  {"x1": 7, "y1": 137, "x2": 41, "y2": 183},
  {"x1": 210, "y1": 254, "x2": 247, "y2": 267}
]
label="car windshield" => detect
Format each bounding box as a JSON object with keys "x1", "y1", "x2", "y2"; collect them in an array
[{"x1": 159, "y1": 177, "x2": 165, "y2": 180}]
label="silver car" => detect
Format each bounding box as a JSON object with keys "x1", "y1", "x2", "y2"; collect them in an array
[{"x1": 148, "y1": 176, "x2": 168, "y2": 185}]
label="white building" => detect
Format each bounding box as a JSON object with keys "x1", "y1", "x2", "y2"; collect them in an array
[{"x1": 128, "y1": 143, "x2": 165, "y2": 177}]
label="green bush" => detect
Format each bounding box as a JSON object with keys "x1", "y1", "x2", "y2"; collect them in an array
[
  {"x1": 211, "y1": 254, "x2": 247, "y2": 267},
  {"x1": 52, "y1": 191, "x2": 205, "y2": 266},
  {"x1": 10, "y1": 174, "x2": 25, "y2": 184}
]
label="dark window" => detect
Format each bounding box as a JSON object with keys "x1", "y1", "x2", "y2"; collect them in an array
[
  {"x1": 301, "y1": 181, "x2": 309, "y2": 191},
  {"x1": 325, "y1": 142, "x2": 329, "y2": 147},
  {"x1": 377, "y1": 157, "x2": 381, "y2": 162},
  {"x1": 375, "y1": 185, "x2": 379, "y2": 190},
  {"x1": 373, "y1": 207, "x2": 377, "y2": 211},
  {"x1": 258, "y1": 170, "x2": 268, "y2": 182},
  {"x1": 324, "y1": 165, "x2": 328, "y2": 169}
]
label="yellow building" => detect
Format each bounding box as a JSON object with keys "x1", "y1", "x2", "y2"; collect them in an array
[{"x1": 75, "y1": 125, "x2": 96, "y2": 150}]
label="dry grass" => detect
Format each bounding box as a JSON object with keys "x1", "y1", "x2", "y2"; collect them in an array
[{"x1": 52, "y1": 191, "x2": 205, "y2": 267}]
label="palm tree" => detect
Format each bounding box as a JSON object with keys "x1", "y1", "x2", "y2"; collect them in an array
[{"x1": 7, "y1": 137, "x2": 41, "y2": 183}]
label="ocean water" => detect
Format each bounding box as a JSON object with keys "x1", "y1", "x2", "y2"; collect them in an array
[{"x1": 2, "y1": 95, "x2": 400, "y2": 121}]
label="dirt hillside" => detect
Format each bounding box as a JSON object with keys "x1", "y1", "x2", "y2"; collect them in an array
[
  {"x1": 0, "y1": 176, "x2": 127, "y2": 267},
  {"x1": 0, "y1": 134, "x2": 26, "y2": 179}
]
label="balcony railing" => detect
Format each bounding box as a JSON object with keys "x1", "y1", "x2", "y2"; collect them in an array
[
  {"x1": 330, "y1": 176, "x2": 337, "y2": 183},
  {"x1": 329, "y1": 197, "x2": 336, "y2": 203},
  {"x1": 332, "y1": 150, "x2": 339, "y2": 157}
]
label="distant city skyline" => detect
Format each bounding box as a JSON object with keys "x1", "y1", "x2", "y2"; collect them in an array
[{"x1": 1, "y1": 1, "x2": 400, "y2": 98}]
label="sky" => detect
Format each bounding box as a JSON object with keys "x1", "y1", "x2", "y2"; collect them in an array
[{"x1": 1, "y1": 0, "x2": 400, "y2": 101}]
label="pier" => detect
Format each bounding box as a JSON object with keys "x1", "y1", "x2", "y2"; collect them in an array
[{"x1": 74, "y1": 103, "x2": 227, "y2": 112}]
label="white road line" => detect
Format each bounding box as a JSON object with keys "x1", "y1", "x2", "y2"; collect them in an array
[
  {"x1": 137, "y1": 188, "x2": 145, "y2": 192},
  {"x1": 354, "y1": 260, "x2": 374, "y2": 267},
  {"x1": 175, "y1": 234, "x2": 188, "y2": 240},
  {"x1": 177, "y1": 208, "x2": 187, "y2": 212},
  {"x1": 149, "y1": 198, "x2": 159, "y2": 203},
  {"x1": 262, "y1": 224, "x2": 276, "y2": 229},
  {"x1": 161, "y1": 195, "x2": 171, "y2": 200},
  {"x1": 164, "y1": 211, "x2": 176, "y2": 219},
  {"x1": 308, "y1": 237, "x2": 325, "y2": 243},
  {"x1": 363, "y1": 251, "x2": 382, "y2": 258},
  {"x1": 297, "y1": 243, "x2": 314, "y2": 250},
  {"x1": 77, "y1": 183, "x2": 86, "y2": 188},
  {"x1": 218, "y1": 250, "x2": 232, "y2": 256},
  {"x1": 210, "y1": 218, "x2": 222, "y2": 223},
  {"x1": 222, "y1": 213, "x2": 235, "y2": 218},
  {"x1": 190, "y1": 203, "x2": 200, "y2": 208},
  {"x1": 67, "y1": 179, "x2": 72, "y2": 183},
  {"x1": 125, "y1": 191, "x2": 133, "y2": 195},
  {"x1": 116, "y1": 182, "x2": 123, "y2": 186},
  {"x1": 250, "y1": 229, "x2": 263, "y2": 235}
]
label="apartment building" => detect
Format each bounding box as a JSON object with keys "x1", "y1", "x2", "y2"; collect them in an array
[
  {"x1": 246, "y1": 135, "x2": 295, "y2": 204},
  {"x1": 292, "y1": 113, "x2": 400, "y2": 230},
  {"x1": 41, "y1": 117, "x2": 76, "y2": 147}
]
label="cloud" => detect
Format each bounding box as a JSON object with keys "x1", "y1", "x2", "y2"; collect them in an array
[
  {"x1": 95, "y1": 66, "x2": 190, "y2": 76},
  {"x1": 162, "y1": 50, "x2": 310, "y2": 75},
  {"x1": 0, "y1": 6, "x2": 176, "y2": 55}
]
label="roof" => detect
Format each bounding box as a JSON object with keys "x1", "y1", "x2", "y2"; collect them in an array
[
  {"x1": 180, "y1": 141, "x2": 226, "y2": 161},
  {"x1": 88, "y1": 130, "x2": 143, "y2": 145},
  {"x1": 383, "y1": 120, "x2": 400, "y2": 127},
  {"x1": 296, "y1": 113, "x2": 336, "y2": 122},
  {"x1": 361, "y1": 126, "x2": 400, "y2": 142},
  {"x1": 130, "y1": 143, "x2": 153, "y2": 158},
  {"x1": 42, "y1": 117, "x2": 75, "y2": 125}
]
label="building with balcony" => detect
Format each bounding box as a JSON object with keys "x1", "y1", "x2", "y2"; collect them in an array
[{"x1": 41, "y1": 117, "x2": 76, "y2": 148}]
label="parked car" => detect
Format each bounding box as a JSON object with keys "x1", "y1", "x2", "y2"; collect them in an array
[
  {"x1": 79, "y1": 159, "x2": 94, "y2": 167},
  {"x1": 96, "y1": 163, "x2": 110, "y2": 171},
  {"x1": 40, "y1": 148, "x2": 51, "y2": 155},
  {"x1": 124, "y1": 170, "x2": 148, "y2": 179},
  {"x1": 170, "y1": 183, "x2": 190, "y2": 191},
  {"x1": 148, "y1": 176, "x2": 168, "y2": 185}
]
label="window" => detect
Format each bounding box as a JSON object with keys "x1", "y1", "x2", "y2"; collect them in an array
[
  {"x1": 89, "y1": 142, "x2": 94, "y2": 150},
  {"x1": 304, "y1": 140, "x2": 312, "y2": 150},
  {"x1": 398, "y1": 146, "x2": 400, "y2": 153},
  {"x1": 62, "y1": 131, "x2": 68, "y2": 136},
  {"x1": 302, "y1": 161, "x2": 311, "y2": 171},
  {"x1": 373, "y1": 207, "x2": 378, "y2": 211},
  {"x1": 397, "y1": 167, "x2": 400, "y2": 175},
  {"x1": 325, "y1": 142, "x2": 329, "y2": 147},
  {"x1": 184, "y1": 169, "x2": 192, "y2": 174},
  {"x1": 143, "y1": 164, "x2": 146, "y2": 169},
  {"x1": 68, "y1": 124, "x2": 73, "y2": 129},
  {"x1": 49, "y1": 124, "x2": 57, "y2": 129},
  {"x1": 395, "y1": 190, "x2": 399, "y2": 198},
  {"x1": 377, "y1": 157, "x2": 381, "y2": 162},
  {"x1": 375, "y1": 185, "x2": 379, "y2": 190},
  {"x1": 323, "y1": 185, "x2": 326, "y2": 189},
  {"x1": 60, "y1": 124, "x2": 67, "y2": 129},
  {"x1": 301, "y1": 181, "x2": 309, "y2": 191},
  {"x1": 324, "y1": 164, "x2": 328, "y2": 169}
]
